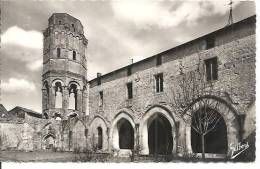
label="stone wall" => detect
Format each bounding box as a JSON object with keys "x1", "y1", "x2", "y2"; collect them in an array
[
  {"x1": 42, "y1": 13, "x2": 88, "y2": 119},
  {"x1": 88, "y1": 16, "x2": 255, "y2": 155}
]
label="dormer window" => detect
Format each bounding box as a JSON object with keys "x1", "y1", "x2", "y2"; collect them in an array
[
  {"x1": 156, "y1": 55, "x2": 162, "y2": 66},
  {"x1": 127, "y1": 66, "x2": 132, "y2": 76},
  {"x1": 206, "y1": 36, "x2": 215, "y2": 49}
]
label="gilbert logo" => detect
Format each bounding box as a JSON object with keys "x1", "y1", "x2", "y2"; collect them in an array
[{"x1": 230, "y1": 142, "x2": 249, "y2": 159}]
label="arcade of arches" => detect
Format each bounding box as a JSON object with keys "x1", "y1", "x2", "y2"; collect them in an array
[{"x1": 111, "y1": 103, "x2": 240, "y2": 156}]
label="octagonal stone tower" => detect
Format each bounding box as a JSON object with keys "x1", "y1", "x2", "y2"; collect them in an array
[{"x1": 42, "y1": 13, "x2": 88, "y2": 120}]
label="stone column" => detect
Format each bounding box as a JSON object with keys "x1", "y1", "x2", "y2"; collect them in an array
[
  {"x1": 174, "y1": 121, "x2": 180, "y2": 154},
  {"x1": 135, "y1": 123, "x2": 140, "y2": 154},
  {"x1": 77, "y1": 89, "x2": 83, "y2": 112},
  {"x1": 106, "y1": 127, "x2": 110, "y2": 152},
  {"x1": 82, "y1": 90, "x2": 87, "y2": 115},
  {"x1": 49, "y1": 86, "x2": 56, "y2": 109},
  {"x1": 63, "y1": 86, "x2": 69, "y2": 118}
]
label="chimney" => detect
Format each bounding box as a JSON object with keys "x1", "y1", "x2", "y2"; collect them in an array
[{"x1": 97, "y1": 72, "x2": 102, "y2": 78}]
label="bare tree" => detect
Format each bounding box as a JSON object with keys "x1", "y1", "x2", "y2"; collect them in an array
[{"x1": 169, "y1": 59, "x2": 224, "y2": 159}]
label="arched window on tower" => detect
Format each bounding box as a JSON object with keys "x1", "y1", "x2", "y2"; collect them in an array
[
  {"x1": 97, "y1": 127, "x2": 103, "y2": 150},
  {"x1": 54, "y1": 82, "x2": 63, "y2": 109},
  {"x1": 73, "y1": 51, "x2": 76, "y2": 60},
  {"x1": 68, "y1": 84, "x2": 77, "y2": 110},
  {"x1": 57, "y1": 48, "x2": 61, "y2": 58}
]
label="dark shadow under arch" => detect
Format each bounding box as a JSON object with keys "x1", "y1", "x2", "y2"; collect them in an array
[
  {"x1": 148, "y1": 114, "x2": 173, "y2": 155},
  {"x1": 97, "y1": 127, "x2": 103, "y2": 150},
  {"x1": 118, "y1": 118, "x2": 134, "y2": 149},
  {"x1": 191, "y1": 107, "x2": 228, "y2": 154}
]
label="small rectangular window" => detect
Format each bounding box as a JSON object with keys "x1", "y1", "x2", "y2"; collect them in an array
[
  {"x1": 57, "y1": 48, "x2": 61, "y2": 58},
  {"x1": 127, "y1": 66, "x2": 132, "y2": 76},
  {"x1": 127, "y1": 82, "x2": 133, "y2": 99},
  {"x1": 155, "y1": 73, "x2": 163, "y2": 93},
  {"x1": 99, "y1": 91, "x2": 103, "y2": 106},
  {"x1": 156, "y1": 55, "x2": 162, "y2": 66},
  {"x1": 206, "y1": 36, "x2": 215, "y2": 49},
  {"x1": 73, "y1": 51, "x2": 76, "y2": 60},
  {"x1": 205, "y1": 57, "x2": 218, "y2": 81}
]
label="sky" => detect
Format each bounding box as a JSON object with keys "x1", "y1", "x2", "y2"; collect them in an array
[{"x1": 0, "y1": 0, "x2": 256, "y2": 112}]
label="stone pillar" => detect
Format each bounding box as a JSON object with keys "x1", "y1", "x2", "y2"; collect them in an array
[
  {"x1": 174, "y1": 121, "x2": 180, "y2": 154},
  {"x1": 49, "y1": 86, "x2": 56, "y2": 109},
  {"x1": 135, "y1": 123, "x2": 140, "y2": 154},
  {"x1": 77, "y1": 89, "x2": 82, "y2": 112},
  {"x1": 82, "y1": 90, "x2": 87, "y2": 115},
  {"x1": 106, "y1": 127, "x2": 110, "y2": 152},
  {"x1": 42, "y1": 88, "x2": 48, "y2": 111},
  {"x1": 63, "y1": 86, "x2": 69, "y2": 117}
]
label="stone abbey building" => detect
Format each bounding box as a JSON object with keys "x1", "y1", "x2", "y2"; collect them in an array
[{"x1": 0, "y1": 13, "x2": 256, "y2": 159}]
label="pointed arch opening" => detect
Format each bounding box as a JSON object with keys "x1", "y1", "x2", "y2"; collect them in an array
[
  {"x1": 148, "y1": 114, "x2": 173, "y2": 155},
  {"x1": 191, "y1": 107, "x2": 228, "y2": 154},
  {"x1": 111, "y1": 112, "x2": 136, "y2": 151},
  {"x1": 118, "y1": 118, "x2": 134, "y2": 149}
]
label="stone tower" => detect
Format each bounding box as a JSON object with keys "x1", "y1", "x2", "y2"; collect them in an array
[{"x1": 42, "y1": 13, "x2": 88, "y2": 120}]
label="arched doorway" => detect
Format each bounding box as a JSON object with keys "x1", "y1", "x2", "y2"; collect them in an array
[
  {"x1": 191, "y1": 107, "x2": 228, "y2": 154},
  {"x1": 118, "y1": 119, "x2": 134, "y2": 149},
  {"x1": 140, "y1": 106, "x2": 177, "y2": 155},
  {"x1": 89, "y1": 116, "x2": 108, "y2": 151},
  {"x1": 43, "y1": 134, "x2": 56, "y2": 150},
  {"x1": 185, "y1": 97, "x2": 241, "y2": 158},
  {"x1": 148, "y1": 114, "x2": 173, "y2": 155},
  {"x1": 111, "y1": 112, "x2": 136, "y2": 153}
]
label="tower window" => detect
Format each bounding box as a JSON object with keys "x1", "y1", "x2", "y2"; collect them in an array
[
  {"x1": 206, "y1": 36, "x2": 215, "y2": 49},
  {"x1": 99, "y1": 91, "x2": 103, "y2": 106},
  {"x1": 127, "y1": 66, "x2": 132, "y2": 76},
  {"x1": 59, "y1": 20, "x2": 61, "y2": 24},
  {"x1": 205, "y1": 57, "x2": 218, "y2": 81},
  {"x1": 156, "y1": 55, "x2": 162, "y2": 66},
  {"x1": 73, "y1": 51, "x2": 76, "y2": 60},
  {"x1": 155, "y1": 73, "x2": 164, "y2": 93},
  {"x1": 57, "y1": 48, "x2": 61, "y2": 58},
  {"x1": 127, "y1": 82, "x2": 133, "y2": 99}
]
